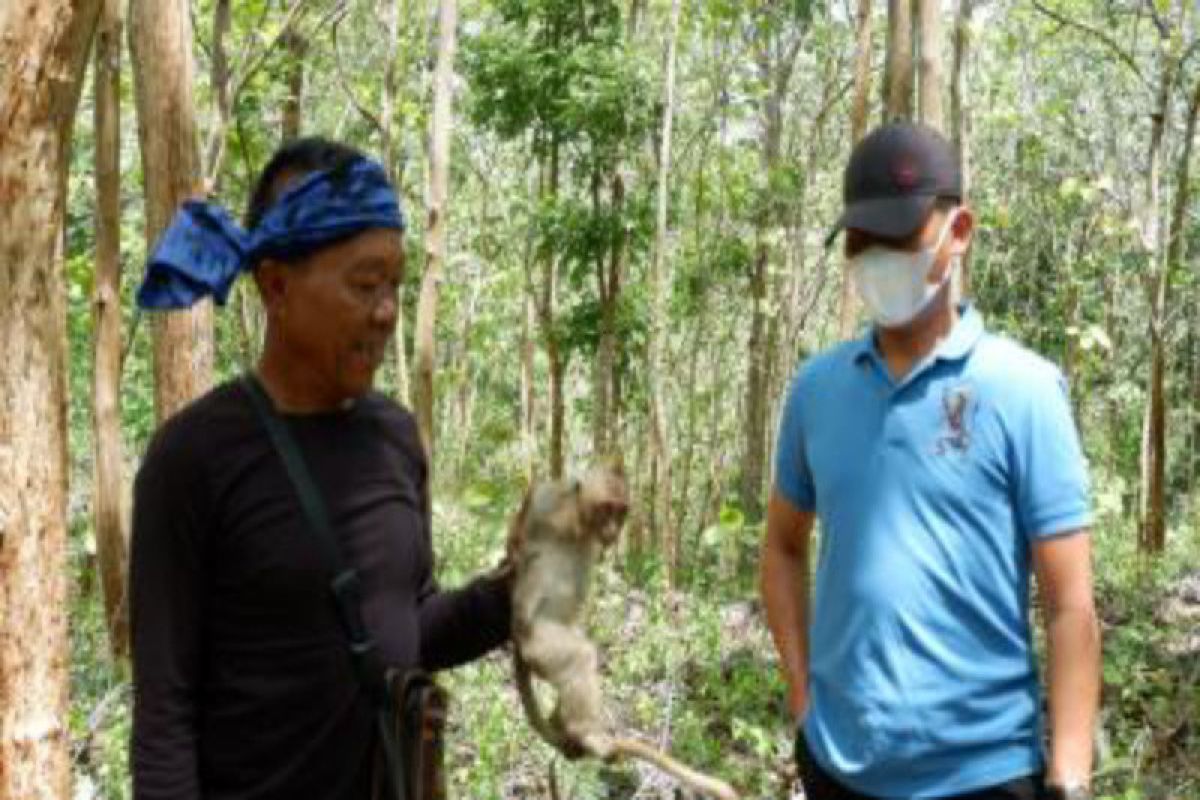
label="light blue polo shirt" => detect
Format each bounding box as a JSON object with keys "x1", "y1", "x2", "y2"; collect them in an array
[{"x1": 774, "y1": 305, "x2": 1092, "y2": 799}]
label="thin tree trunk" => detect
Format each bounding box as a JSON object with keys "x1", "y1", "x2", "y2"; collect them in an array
[
  {"x1": 381, "y1": 0, "x2": 403, "y2": 185},
  {"x1": 593, "y1": 172, "x2": 625, "y2": 460},
  {"x1": 130, "y1": 0, "x2": 214, "y2": 423},
  {"x1": 413, "y1": 0, "x2": 458, "y2": 461},
  {"x1": 741, "y1": 29, "x2": 800, "y2": 523},
  {"x1": 387, "y1": 0, "x2": 410, "y2": 409},
  {"x1": 950, "y1": 0, "x2": 974, "y2": 295},
  {"x1": 884, "y1": 0, "x2": 914, "y2": 121},
  {"x1": 93, "y1": 0, "x2": 129, "y2": 663},
  {"x1": 205, "y1": 0, "x2": 313, "y2": 186},
  {"x1": 1138, "y1": 46, "x2": 1178, "y2": 555},
  {"x1": 204, "y1": 0, "x2": 233, "y2": 188},
  {"x1": 543, "y1": 142, "x2": 565, "y2": 479},
  {"x1": 281, "y1": 30, "x2": 306, "y2": 141},
  {"x1": 838, "y1": 0, "x2": 873, "y2": 339},
  {"x1": 1141, "y1": 71, "x2": 1200, "y2": 553},
  {"x1": 0, "y1": 2, "x2": 101, "y2": 797},
  {"x1": 1192, "y1": 290, "x2": 1200, "y2": 486},
  {"x1": 592, "y1": 172, "x2": 611, "y2": 458},
  {"x1": 649, "y1": 0, "x2": 682, "y2": 577},
  {"x1": 520, "y1": 292, "x2": 537, "y2": 480},
  {"x1": 916, "y1": 0, "x2": 944, "y2": 131}
]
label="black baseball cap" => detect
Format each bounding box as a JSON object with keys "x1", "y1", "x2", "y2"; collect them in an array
[{"x1": 826, "y1": 122, "x2": 962, "y2": 246}]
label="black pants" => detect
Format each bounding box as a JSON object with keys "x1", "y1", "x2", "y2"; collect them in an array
[{"x1": 795, "y1": 732, "x2": 1046, "y2": 800}]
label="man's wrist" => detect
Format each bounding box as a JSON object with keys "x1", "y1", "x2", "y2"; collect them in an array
[{"x1": 1044, "y1": 780, "x2": 1091, "y2": 800}]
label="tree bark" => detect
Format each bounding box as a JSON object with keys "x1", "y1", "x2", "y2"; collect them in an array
[
  {"x1": 593, "y1": 173, "x2": 624, "y2": 461},
  {"x1": 838, "y1": 0, "x2": 874, "y2": 338},
  {"x1": 950, "y1": 0, "x2": 974, "y2": 295},
  {"x1": 0, "y1": 2, "x2": 101, "y2": 797},
  {"x1": 1137, "y1": 41, "x2": 1179, "y2": 555},
  {"x1": 915, "y1": 0, "x2": 944, "y2": 131},
  {"x1": 543, "y1": 142, "x2": 565, "y2": 479},
  {"x1": 1140, "y1": 69, "x2": 1200, "y2": 554},
  {"x1": 740, "y1": 24, "x2": 801, "y2": 523},
  {"x1": 413, "y1": 0, "x2": 458, "y2": 462},
  {"x1": 884, "y1": 0, "x2": 914, "y2": 121},
  {"x1": 204, "y1": 0, "x2": 233, "y2": 188},
  {"x1": 281, "y1": 32, "x2": 306, "y2": 141},
  {"x1": 520, "y1": 291, "x2": 537, "y2": 480},
  {"x1": 93, "y1": 0, "x2": 129, "y2": 663},
  {"x1": 384, "y1": 0, "x2": 410, "y2": 406},
  {"x1": 130, "y1": 0, "x2": 214, "y2": 423},
  {"x1": 649, "y1": 0, "x2": 682, "y2": 578}
]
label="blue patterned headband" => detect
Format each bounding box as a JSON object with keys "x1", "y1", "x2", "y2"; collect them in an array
[{"x1": 137, "y1": 156, "x2": 406, "y2": 310}]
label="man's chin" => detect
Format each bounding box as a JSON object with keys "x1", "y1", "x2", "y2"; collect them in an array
[{"x1": 337, "y1": 369, "x2": 378, "y2": 403}]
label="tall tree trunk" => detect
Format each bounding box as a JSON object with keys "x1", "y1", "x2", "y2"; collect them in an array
[
  {"x1": 542, "y1": 142, "x2": 565, "y2": 479},
  {"x1": 883, "y1": 0, "x2": 914, "y2": 121},
  {"x1": 520, "y1": 291, "x2": 537, "y2": 480},
  {"x1": 741, "y1": 27, "x2": 801, "y2": 523},
  {"x1": 281, "y1": 30, "x2": 306, "y2": 141},
  {"x1": 1141, "y1": 71, "x2": 1200, "y2": 553},
  {"x1": 594, "y1": 173, "x2": 624, "y2": 461},
  {"x1": 837, "y1": 0, "x2": 873, "y2": 339},
  {"x1": 93, "y1": 0, "x2": 129, "y2": 662},
  {"x1": 650, "y1": 0, "x2": 682, "y2": 577},
  {"x1": 382, "y1": 0, "x2": 411, "y2": 406},
  {"x1": 0, "y1": 2, "x2": 101, "y2": 797},
  {"x1": 915, "y1": 0, "x2": 944, "y2": 131},
  {"x1": 130, "y1": 0, "x2": 214, "y2": 423},
  {"x1": 413, "y1": 0, "x2": 458, "y2": 461},
  {"x1": 950, "y1": 0, "x2": 974, "y2": 295},
  {"x1": 1192, "y1": 289, "x2": 1200, "y2": 487},
  {"x1": 204, "y1": 0, "x2": 232, "y2": 188},
  {"x1": 1138, "y1": 45, "x2": 1178, "y2": 555}
]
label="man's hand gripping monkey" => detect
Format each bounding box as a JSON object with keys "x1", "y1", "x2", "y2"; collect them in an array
[{"x1": 509, "y1": 466, "x2": 740, "y2": 800}]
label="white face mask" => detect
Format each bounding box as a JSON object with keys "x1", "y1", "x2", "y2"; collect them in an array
[{"x1": 850, "y1": 211, "x2": 960, "y2": 329}]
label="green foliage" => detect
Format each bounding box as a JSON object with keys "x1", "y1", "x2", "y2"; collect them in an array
[{"x1": 464, "y1": 0, "x2": 654, "y2": 163}]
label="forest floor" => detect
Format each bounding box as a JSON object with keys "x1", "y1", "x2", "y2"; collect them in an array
[{"x1": 67, "y1": 497, "x2": 1199, "y2": 799}]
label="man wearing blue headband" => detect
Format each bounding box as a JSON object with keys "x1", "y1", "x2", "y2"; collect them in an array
[{"x1": 129, "y1": 138, "x2": 513, "y2": 799}]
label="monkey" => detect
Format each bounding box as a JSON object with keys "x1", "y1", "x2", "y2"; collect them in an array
[{"x1": 509, "y1": 464, "x2": 741, "y2": 800}]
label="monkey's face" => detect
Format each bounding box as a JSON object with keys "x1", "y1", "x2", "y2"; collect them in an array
[
  {"x1": 578, "y1": 466, "x2": 628, "y2": 547},
  {"x1": 526, "y1": 465, "x2": 629, "y2": 548}
]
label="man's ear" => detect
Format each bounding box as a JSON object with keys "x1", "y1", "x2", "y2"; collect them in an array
[
  {"x1": 253, "y1": 259, "x2": 289, "y2": 315},
  {"x1": 948, "y1": 207, "x2": 975, "y2": 256}
]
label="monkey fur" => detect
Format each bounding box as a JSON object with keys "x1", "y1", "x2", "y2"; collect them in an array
[{"x1": 510, "y1": 465, "x2": 740, "y2": 800}]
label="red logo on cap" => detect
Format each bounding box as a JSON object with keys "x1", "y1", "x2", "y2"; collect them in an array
[{"x1": 893, "y1": 156, "x2": 919, "y2": 189}]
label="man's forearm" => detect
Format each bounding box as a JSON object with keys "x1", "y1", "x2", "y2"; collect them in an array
[
  {"x1": 760, "y1": 546, "x2": 809, "y2": 718},
  {"x1": 1045, "y1": 605, "x2": 1101, "y2": 785}
]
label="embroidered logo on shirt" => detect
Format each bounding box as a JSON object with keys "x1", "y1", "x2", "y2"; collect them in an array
[{"x1": 934, "y1": 383, "x2": 974, "y2": 455}]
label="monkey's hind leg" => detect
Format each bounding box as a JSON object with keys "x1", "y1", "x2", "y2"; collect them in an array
[{"x1": 519, "y1": 620, "x2": 612, "y2": 760}]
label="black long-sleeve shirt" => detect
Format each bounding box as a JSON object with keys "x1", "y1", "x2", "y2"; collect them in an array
[{"x1": 130, "y1": 381, "x2": 511, "y2": 799}]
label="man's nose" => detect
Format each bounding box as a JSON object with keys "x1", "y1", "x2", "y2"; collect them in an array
[{"x1": 371, "y1": 290, "x2": 399, "y2": 326}]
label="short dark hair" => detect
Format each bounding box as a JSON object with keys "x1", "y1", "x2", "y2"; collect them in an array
[{"x1": 244, "y1": 137, "x2": 366, "y2": 229}]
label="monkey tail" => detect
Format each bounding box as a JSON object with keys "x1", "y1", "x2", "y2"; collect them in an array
[{"x1": 609, "y1": 737, "x2": 741, "y2": 800}]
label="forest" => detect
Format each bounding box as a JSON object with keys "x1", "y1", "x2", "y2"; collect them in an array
[{"x1": 0, "y1": 0, "x2": 1197, "y2": 798}]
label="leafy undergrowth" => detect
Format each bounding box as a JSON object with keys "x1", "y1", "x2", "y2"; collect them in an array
[
  {"x1": 1090, "y1": 544, "x2": 1200, "y2": 799},
  {"x1": 67, "y1": 498, "x2": 1198, "y2": 799}
]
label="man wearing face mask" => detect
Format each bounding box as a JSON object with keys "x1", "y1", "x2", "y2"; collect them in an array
[{"x1": 760, "y1": 123, "x2": 1099, "y2": 800}]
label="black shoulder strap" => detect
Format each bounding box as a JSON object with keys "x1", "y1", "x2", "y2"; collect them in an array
[{"x1": 240, "y1": 374, "x2": 407, "y2": 800}]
